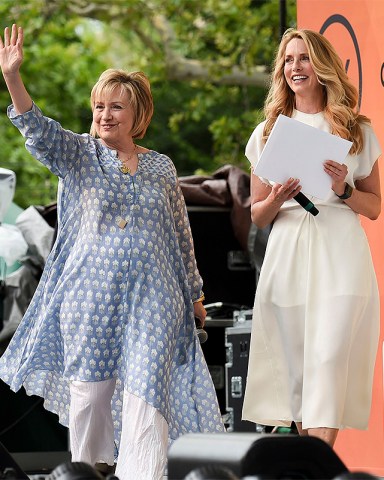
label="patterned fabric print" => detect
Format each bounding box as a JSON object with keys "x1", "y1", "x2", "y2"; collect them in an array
[{"x1": 0, "y1": 104, "x2": 224, "y2": 448}]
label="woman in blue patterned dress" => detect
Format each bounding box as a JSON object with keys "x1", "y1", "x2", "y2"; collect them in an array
[{"x1": 0, "y1": 24, "x2": 224, "y2": 479}]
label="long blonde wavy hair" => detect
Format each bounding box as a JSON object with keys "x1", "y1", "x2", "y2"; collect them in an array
[{"x1": 263, "y1": 28, "x2": 370, "y2": 155}]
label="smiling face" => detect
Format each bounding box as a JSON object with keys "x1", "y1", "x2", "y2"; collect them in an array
[
  {"x1": 92, "y1": 87, "x2": 135, "y2": 147},
  {"x1": 284, "y1": 37, "x2": 324, "y2": 106}
]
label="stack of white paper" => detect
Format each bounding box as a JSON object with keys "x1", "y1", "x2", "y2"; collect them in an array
[{"x1": 253, "y1": 115, "x2": 352, "y2": 199}]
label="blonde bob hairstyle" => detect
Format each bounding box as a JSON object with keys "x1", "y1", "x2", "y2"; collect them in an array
[
  {"x1": 90, "y1": 69, "x2": 154, "y2": 139},
  {"x1": 263, "y1": 28, "x2": 370, "y2": 155}
]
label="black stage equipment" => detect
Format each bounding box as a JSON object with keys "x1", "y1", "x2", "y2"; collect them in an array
[
  {"x1": 200, "y1": 316, "x2": 233, "y2": 415},
  {"x1": 46, "y1": 462, "x2": 106, "y2": 480},
  {"x1": 225, "y1": 320, "x2": 255, "y2": 432},
  {"x1": 184, "y1": 464, "x2": 239, "y2": 479},
  {"x1": 187, "y1": 206, "x2": 255, "y2": 306},
  {"x1": 0, "y1": 441, "x2": 28, "y2": 479},
  {"x1": 167, "y1": 432, "x2": 349, "y2": 480}
]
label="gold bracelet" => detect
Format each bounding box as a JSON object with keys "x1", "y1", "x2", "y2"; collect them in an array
[{"x1": 193, "y1": 294, "x2": 205, "y2": 303}]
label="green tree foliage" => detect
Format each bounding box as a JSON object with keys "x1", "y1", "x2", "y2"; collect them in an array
[{"x1": 0, "y1": 0, "x2": 296, "y2": 208}]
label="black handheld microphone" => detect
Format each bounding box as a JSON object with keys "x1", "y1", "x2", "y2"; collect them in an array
[
  {"x1": 293, "y1": 192, "x2": 319, "y2": 216},
  {"x1": 195, "y1": 317, "x2": 208, "y2": 344}
]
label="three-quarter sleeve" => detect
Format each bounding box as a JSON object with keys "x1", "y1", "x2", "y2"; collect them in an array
[
  {"x1": 170, "y1": 175, "x2": 204, "y2": 303},
  {"x1": 8, "y1": 102, "x2": 90, "y2": 178}
]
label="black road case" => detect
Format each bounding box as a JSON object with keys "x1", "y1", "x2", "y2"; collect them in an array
[
  {"x1": 201, "y1": 317, "x2": 234, "y2": 414},
  {"x1": 225, "y1": 319, "x2": 258, "y2": 432}
]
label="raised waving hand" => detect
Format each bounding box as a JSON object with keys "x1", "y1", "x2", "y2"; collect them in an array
[
  {"x1": 0, "y1": 24, "x2": 24, "y2": 75},
  {"x1": 0, "y1": 25, "x2": 32, "y2": 114}
]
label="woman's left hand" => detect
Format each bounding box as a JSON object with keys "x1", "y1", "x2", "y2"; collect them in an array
[
  {"x1": 0, "y1": 25, "x2": 24, "y2": 75},
  {"x1": 193, "y1": 301, "x2": 207, "y2": 328},
  {"x1": 324, "y1": 160, "x2": 348, "y2": 196}
]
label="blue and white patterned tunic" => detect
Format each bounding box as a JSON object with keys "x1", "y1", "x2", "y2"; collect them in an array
[{"x1": 0, "y1": 103, "x2": 224, "y2": 447}]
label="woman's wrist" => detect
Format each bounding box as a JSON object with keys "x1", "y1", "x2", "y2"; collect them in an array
[
  {"x1": 335, "y1": 182, "x2": 354, "y2": 200},
  {"x1": 193, "y1": 294, "x2": 205, "y2": 304},
  {"x1": 333, "y1": 181, "x2": 346, "y2": 197}
]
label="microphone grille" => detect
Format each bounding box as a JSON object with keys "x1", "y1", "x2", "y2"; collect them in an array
[{"x1": 196, "y1": 328, "x2": 208, "y2": 344}]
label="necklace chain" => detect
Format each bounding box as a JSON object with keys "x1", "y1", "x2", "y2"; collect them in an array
[{"x1": 116, "y1": 144, "x2": 138, "y2": 229}]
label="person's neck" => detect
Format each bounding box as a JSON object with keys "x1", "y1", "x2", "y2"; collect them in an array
[
  {"x1": 294, "y1": 98, "x2": 323, "y2": 114},
  {"x1": 101, "y1": 139, "x2": 136, "y2": 155}
]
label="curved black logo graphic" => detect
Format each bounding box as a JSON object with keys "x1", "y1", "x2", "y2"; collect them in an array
[
  {"x1": 320, "y1": 14, "x2": 362, "y2": 109},
  {"x1": 381, "y1": 62, "x2": 384, "y2": 87}
]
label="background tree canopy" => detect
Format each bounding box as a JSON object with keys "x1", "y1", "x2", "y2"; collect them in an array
[{"x1": 0, "y1": 0, "x2": 296, "y2": 208}]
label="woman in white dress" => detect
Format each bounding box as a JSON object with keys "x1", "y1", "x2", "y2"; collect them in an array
[{"x1": 242, "y1": 28, "x2": 381, "y2": 447}]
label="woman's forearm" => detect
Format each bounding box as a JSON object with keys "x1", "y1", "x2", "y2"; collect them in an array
[
  {"x1": 343, "y1": 188, "x2": 381, "y2": 220},
  {"x1": 251, "y1": 197, "x2": 281, "y2": 228},
  {"x1": 3, "y1": 70, "x2": 32, "y2": 114}
]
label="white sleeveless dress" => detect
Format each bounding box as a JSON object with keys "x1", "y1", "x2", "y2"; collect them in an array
[{"x1": 242, "y1": 110, "x2": 381, "y2": 430}]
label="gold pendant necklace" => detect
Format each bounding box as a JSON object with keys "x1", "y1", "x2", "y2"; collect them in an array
[
  {"x1": 116, "y1": 144, "x2": 138, "y2": 228},
  {"x1": 119, "y1": 145, "x2": 137, "y2": 175},
  {"x1": 118, "y1": 218, "x2": 128, "y2": 229},
  {"x1": 120, "y1": 165, "x2": 131, "y2": 175}
]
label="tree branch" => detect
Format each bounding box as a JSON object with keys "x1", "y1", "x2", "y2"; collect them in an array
[
  {"x1": 36, "y1": 0, "x2": 272, "y2": 87},
  {"x1": 152, "y1": 13, "x2": 270, "y2": 87},
  {"x1": 167, "y1": 58, "x2": 270, "y2": 86}
]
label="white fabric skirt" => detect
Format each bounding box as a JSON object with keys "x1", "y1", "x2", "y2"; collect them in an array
[{"x1": 242, "y1": 205, "x2": 380, "y2": 430}]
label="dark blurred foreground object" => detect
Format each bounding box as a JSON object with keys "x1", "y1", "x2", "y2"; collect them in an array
[
  {"x1": 184, "y1": 464, "x2": 239, "y2": 479},
  {"x1": 333, "y1": 473, "x2": 380, "y2": 480},
  {"x1": 0, "y1": 444, "x2": 118, "y2": 480},
  {"x1": 0, "y1": 436, "x2": 70, "y2": 478},
  {"x1": 168, "y1": 432, "x2": 349, "y2": 480},
  {"x1": 47, "y1": 462, "x2": 109, "y2": 480},
  {"x1": 182, "y1": 467, "x2": 381, "y2": 480}
]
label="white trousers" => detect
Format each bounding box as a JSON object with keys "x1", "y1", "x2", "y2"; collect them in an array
[{"x1": 69, "y1": 379, "x2": 169, "y2": 480}]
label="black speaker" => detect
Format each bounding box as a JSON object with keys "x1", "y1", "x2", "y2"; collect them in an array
[
  {"x1": 167, "y1": 432, "x2": 349, "y2": 480},
  {"x1": 0, "y1": 441, "x2": 29, "y2": 479},
  {"x1": 187, "y1": 207, "x2": 255, "y2": 307}
]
